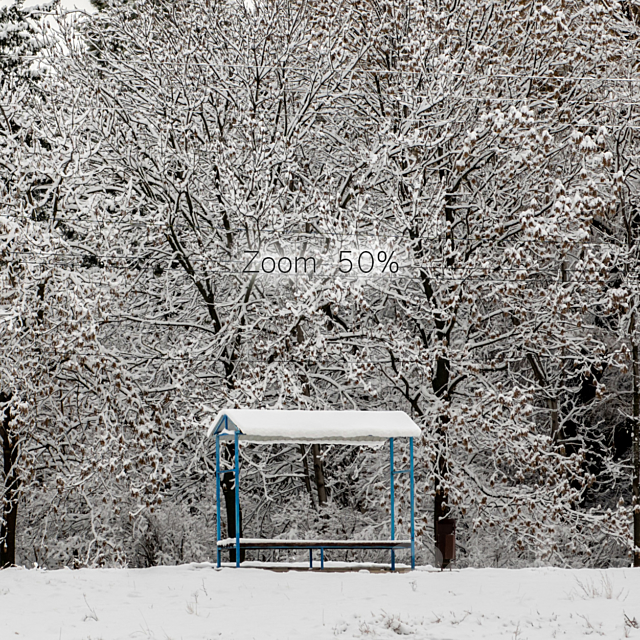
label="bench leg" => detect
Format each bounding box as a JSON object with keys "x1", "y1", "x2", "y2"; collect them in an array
[
  {"x1": 321, "y1": 548, "x2": 324, "y2": 570},
  {"x1": 391, "y1": 549, "x2": 395, "y2": 572},
  {"x1": 309, "y1": 549, "x2": 313, "y2": 569}
]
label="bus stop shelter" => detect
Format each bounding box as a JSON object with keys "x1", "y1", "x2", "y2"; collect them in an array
[{"x1": 207, "y1": 409, "x2": 421, "y2": 571}]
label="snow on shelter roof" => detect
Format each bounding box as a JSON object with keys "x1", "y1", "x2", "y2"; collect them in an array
[{"x1": 206, "y1": 409, "x2": 421, "y2": 444}]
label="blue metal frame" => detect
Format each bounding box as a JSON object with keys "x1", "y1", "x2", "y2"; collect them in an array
[
  {"x1": 389, "y1": 436, "x2": 416, "y2": 571},
  {"x1": 216, "y1": 431, "x2": 221, "y2": 568},
  {"x1": 234, "y1": 430, "x2": 240, "y2": 567},
  {"x1": 390, "y1": 437, "x2": 395, "y2": 571},
  {"x1": 215, "y1": 414, "x2": 242, "y2": 568},
  {"x1": 222, "y1": 541, "x2": 410, "y2": 568},
  {"x1": 410, "y1": 437, "x2": 415, "y2": 570},
  {"x1": 213, "y1": 416, "x2": 417, "y2": 571}
]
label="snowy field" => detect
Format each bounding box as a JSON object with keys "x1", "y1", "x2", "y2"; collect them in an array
[{"x1": 2, "y1": 563, "x2": 640, "y2": 639}]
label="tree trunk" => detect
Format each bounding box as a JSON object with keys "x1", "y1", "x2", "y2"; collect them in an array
[
  {"x1": 433, "y1": 438, "x2": 450, "y2": 568},
  {"x1": 220, "y1": 442, "x2": 245, "y2": 563},
  {"x1": 295, "y1": 324, "x2": 325, "y2": 508},
  {"x1": 432, "y1": 346, "x2": 451, "y2": 568},
  {"x1": 300, "y1": 445, "x2": 316, "y2": 509},
  {"x1": 0, "y1": 393, "x2": 18, "y2": 568},
  {"x1": 413, "y1": 187, "x2": 454, "y2": 568},
  {"x1": 312, "y1": 444, "x2": 327, "y2": 506}
]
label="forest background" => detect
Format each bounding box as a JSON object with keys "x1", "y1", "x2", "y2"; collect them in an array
[{"x1": 3, "y1": 0, "x2": 640, "y2": 570}]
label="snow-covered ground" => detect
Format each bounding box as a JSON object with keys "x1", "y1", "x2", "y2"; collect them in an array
[{"x1": 1, "y1": 562, "x2": 639, "y2": 639}]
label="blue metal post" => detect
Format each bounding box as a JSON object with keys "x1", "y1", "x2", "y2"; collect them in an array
[
  {"x1": 320, "y1": 547, "x2": 324, "y2": 570},
  {"x1": 234, "y1": 430, "x2": 240, "y2": 567},
  {"x1": 390, "y1": 437, "x2": 395, "y2": 571},
  {"x1": 410, "y1": 437, "x2": 415, "y2": 570},
  {"x1": 309, "y1": 549, "x2": 313, "y2": 569},
  {"x1": 216, "y1": 432, "x2": 221, "y2": 568}
]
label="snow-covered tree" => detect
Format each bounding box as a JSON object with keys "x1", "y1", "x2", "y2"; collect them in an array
[
  {"x1": 1, "y1": 2, "x2": 172, "y2": 567},
  {"x1": 20, "y1": 0, "x2": 640, "y2": 567},
  {"x1": 340, "y1": 0, "x2": 634, "y2": 565}
]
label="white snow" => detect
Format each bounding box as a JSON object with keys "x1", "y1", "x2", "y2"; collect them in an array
[
  {"x1": 1, "y1": 563, "x2": 639, "y2": 639},
  {"x1": 206, "y1": 409, "x2": 421, "y2": 443}
]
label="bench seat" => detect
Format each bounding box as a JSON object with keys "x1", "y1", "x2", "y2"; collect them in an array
[{"x1": 217, "y1": 538, "x2": 411, "y2": 550}]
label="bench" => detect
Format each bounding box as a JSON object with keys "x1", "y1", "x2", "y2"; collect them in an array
[{"x1": 217, "y1": 538, "x2": 411, "y2": 570}]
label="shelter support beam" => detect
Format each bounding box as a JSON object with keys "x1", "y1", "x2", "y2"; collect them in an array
[
  {"x1": 235, "y1": 430, "x2": 240, "y2": 567},
  {"x1": 216, "y1": 433, "x2": 221, "y2": 568},
  {"x1": 390, "y1": 437, "x2": 395, "y2": 572},
  {"x1": 215, "y1": 416, "x2": 243, "y2": 567},
  {"x1": 410, "y1": 437, "x2": 415, "y2": 570},
  {"x1": 390, "y1": 437, "x2": 416, "y2": 571}
]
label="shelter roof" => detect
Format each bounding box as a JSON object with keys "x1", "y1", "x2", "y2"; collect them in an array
[{"x1": 206, "y1": 409, "x2": 421, "y2": 444}]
